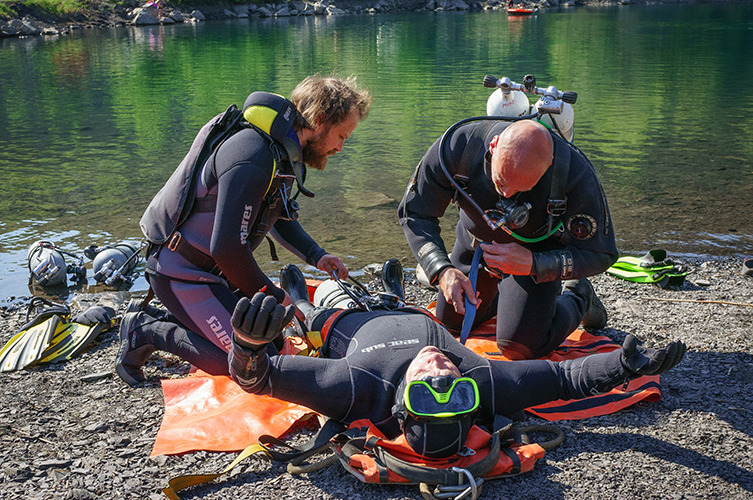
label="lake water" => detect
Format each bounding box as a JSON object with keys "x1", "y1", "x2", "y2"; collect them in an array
[{"x1": 1, "y1": 3, "x2": 752, "y2": 301}]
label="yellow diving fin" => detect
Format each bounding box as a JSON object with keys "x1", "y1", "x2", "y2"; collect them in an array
[{"x1": 0, "y1": 313, "x2": 62, "y2": 372}]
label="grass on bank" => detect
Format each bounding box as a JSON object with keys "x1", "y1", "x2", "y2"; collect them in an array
[{"x1": 0, "y1": 0, "x2": 87, "y2": 17}]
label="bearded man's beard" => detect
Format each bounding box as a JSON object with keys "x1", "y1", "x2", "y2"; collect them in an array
[{"x1": 301, "y1": 141, "x2": 329, "y2": 171}]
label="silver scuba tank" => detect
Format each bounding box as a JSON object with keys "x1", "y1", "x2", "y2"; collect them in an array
[
  {"x1": 313, "y1": 279, "x2": 368, "y2": 309},
  {"x1": 27, "y1": 241, "x2": 68, "y2": 287},
  {"x1": 87, "y1": 243, "x2": 139, "y2": 286}
]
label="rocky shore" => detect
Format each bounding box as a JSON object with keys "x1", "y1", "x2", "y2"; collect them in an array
[
  {"x1": 1, "y1": 255, "x2": 752, "y2": 498},
  {"x1": 0, "y1": 0, "x2": 725, "y2": 39}
]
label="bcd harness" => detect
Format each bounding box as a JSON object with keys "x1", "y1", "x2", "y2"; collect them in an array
[
  {"x1": 139, "y1": 92, "x2": 311, "y2": 279},
  {"x1": 162, "y1": 413, "x2": 562, "y2": 500}
]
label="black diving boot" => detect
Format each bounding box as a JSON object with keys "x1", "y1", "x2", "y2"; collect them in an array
[
  {"x1": 563, "y1": 278, "x2": 608, "y2": 330},
  {"x1": 381, "y1": 258, "x2": 405, "y2": 300},
  {"x1": 114, "y1": 312, "x2": 155, "y2": 387},
  {"x1": 125, "y1": 297, "x2": 167, "y2": 319},
  {"x1": 280, "y1": 264, "x2": 315, "y2": 316}
]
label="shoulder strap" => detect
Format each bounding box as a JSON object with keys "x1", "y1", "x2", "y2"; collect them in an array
[
  {"x1": 546, "y1": 135, "x2": 571, "y2": 234},
  {"x1": 452, "y1": 121, "x2": 499, "y2": 189}
]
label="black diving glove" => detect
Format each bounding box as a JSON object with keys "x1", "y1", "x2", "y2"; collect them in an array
[
  {"x1": 620, "y1": 334, "x2": 686, "y2": 376},
  {"x1": 73, "y1": 306, "x2": 116, "y2": 327},
  {"x1": 231, "y1": 292, "x2": 295, "y2": 350}
]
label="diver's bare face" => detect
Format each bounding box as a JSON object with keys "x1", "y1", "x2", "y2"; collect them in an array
[
  {"x1": 302, "y1": 109, "x2": 360, "y2": 171},
  {"x1": 405, "y1": 346, "x2": 461, "y2": 383}
]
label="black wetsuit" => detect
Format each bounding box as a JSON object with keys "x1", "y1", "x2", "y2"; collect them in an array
[
  {"x1": 397, "y1": 120, "x2": 618, "y2": 357},
  {"x1": 229, "y1": 308, "x2": 632, "y2": 439},
  {"x1": 146, "y1": 126, "x2": 327, "y2": 352}
]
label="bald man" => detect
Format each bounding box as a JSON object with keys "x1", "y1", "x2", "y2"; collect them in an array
[{"x1": 398, "y1": 119, "x2": 618, "y2": 359}]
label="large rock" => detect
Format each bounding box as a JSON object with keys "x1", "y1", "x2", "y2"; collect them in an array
[
  {"x1": 190, "y1": 10, "x2": 205, "y2": 21},
  {"x1": 1, "y1": 19, "x2": 24, "y2": 37},
  {"x1": 234, "y1": 5, "x2": 250, "y2": 17},
  {"x1": 326, "y1": 5, "x2": 346, "y2": 14},
  {"x1": 169, "y1": 11, "x2": 184, "y2": 22},
  {"x1": 20, "y1": 17, "x2": 42, "y2": 35},
  {"x1": 131, "y1": 9, "x2": 160, "y2": 25},
  {"x1": 275, "y1": 6, "x2": 292, "y2": 16}
]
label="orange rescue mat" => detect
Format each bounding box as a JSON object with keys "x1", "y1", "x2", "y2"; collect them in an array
[
  {"x1": 462, "y1": 327, "x2": 661, "y2": 421},
  {"x1": 152, "y1": 372, "x2": 315, "y2": 457}
]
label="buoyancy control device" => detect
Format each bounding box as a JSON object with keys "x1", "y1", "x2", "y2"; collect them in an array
[{"x1": 139, "y1": 92, "x2": 309, "y2": 247}]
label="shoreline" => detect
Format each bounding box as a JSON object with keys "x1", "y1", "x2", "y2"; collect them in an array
[{"x1": 1, "y1": 0, "x2": 747, "y2": 39}]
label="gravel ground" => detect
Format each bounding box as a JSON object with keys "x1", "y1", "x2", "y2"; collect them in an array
[{"x1": 1, "y1": 256, "x2": 752, "y2": 499}]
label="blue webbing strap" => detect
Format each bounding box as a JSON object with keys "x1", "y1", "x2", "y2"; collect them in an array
[{"x1": 460, "y1": 245, "x2": 483, "y2": 344}]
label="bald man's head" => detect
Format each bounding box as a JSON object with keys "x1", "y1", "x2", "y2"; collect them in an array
[{"x1": 489, "y1": 120, "x2": 554, "y2": 198}]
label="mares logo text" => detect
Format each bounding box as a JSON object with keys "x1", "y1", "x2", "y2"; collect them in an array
[
  {"x1": 206, "y1": 315, "x2": 232, "y2": 350},
  {"x1": 240, "y1": 205, "x2": 253, "y2": 244}
]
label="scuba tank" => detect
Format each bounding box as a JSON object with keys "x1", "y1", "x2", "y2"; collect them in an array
[
  {"x1": 539, "y1": 101, "x2": 574, "y2": 142},
  {"x1": 484, "y1": 73, "x2": 577, "y2": 142},
  {"x1": 486, "y1": 87, "x2": 531, "y2": 118},
  {"x1": 27, "y1": 241, "x2": 87, "y2": 288},
  {"x1": 313, "y1": 279, "x2": 368, "y2": 309},
  {"x1": 85, "y1": 243, "x2": 141, "y2": 288}
]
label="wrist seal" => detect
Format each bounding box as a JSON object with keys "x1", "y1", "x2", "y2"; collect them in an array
[
  {"x1": 417, "y1": 242, "x2": 453, "y2": 285},
  {"x1": 533, "y1": 250, "x2": 574, "y2": 283}
]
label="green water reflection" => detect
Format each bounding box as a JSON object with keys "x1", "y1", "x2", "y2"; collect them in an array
[{"x1": 1, "y1": 4, "x2": 752, "y2": 299}]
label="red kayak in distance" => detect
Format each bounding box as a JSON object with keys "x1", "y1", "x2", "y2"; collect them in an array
[{"x1": 507, "y1": 7, "x2": 537, "y2": 15}]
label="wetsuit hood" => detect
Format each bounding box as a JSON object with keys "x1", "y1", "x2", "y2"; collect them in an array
[{"x1": 391, "y1": 373, "x2": 473, "y2": 459}]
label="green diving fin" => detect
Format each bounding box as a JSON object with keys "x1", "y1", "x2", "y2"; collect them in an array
[
  {"x1": 607, "y1": 249, "x2": 689, "y2": 288},
  {"x1": 0, "y1": 313, "x2": 63, "y2": 372},
  {"x1": 38, "y1": 321, "x2": 106, "y2": 364},
  {"x1": 609, "y1": 249, "x2": 673, "y2": 271}
]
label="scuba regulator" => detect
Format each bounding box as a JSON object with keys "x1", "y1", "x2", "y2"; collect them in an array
[
  {"x1": 27, "y1": 241, "x2": 87, "y2": 288},
  {"x1": 85, "y1": 242, "x2": 142, "y2": 288},
  {"x1": 486, "y1": 198, "x2": 532, "y2": 231}
]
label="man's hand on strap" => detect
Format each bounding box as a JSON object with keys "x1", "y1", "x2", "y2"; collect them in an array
[
  {"x1": 232, "y1": 292, "x2": 295, "y2": 350},
  {"x1": 620, "y1": 334, "x2": 686, "y2": 376}
]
